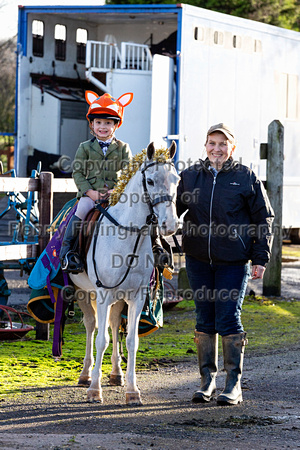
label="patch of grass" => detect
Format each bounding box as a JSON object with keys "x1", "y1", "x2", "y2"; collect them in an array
[
  {"x1": 0, "y1": 297, "x2": 299, "y2": 399},
  {"x1": 136, "y1": 297, "x2": 300, "y2": 364},
  {"x1": 282, "y1": 245, "x2": 300, "y2": 258},
  {"x1": 242, "y1": 296, "x2": 300, "y2": 350},
  {"x1": 136, "y1": 303, "x2": 196, "y2": 367},
  {"x1": 0, "y1": 318, "x2": 113, "y2": 399}
]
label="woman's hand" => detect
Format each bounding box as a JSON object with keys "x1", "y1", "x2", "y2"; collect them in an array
[{"x1": 251, "y1": 265, "x2": 265, "y2": 279}]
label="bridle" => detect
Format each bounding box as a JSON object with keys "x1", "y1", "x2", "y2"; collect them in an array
[
  {"x1": 92, "y1": 159, "x2": 176, "y2": 289},
  {"x1": 140, "y1": 160, "x2": 176, "y2": 225}
]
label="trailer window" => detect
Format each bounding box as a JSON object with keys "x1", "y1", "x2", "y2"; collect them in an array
[
  {"x1": 233, "y1": 35, "x2": 241, "y2": 49},
  {"x1": 55, "y1": 24, "x2": 66, "y2": 61},
  {"x1": 76, "y1": 28, "x2": 88, "y2": 64},
  {"x1": 194, "y1": 27, "x2": 204, "y2": 41},
  {"x1": 254, "y1": 39, "x2": 262, "y2": 52},
  {"x1": 214, "y1": 31, "x2": 224, "y2": 45},
  {"x1": 279, "y1": 73, "x2": 298, "y2": 120},
  {"x1": 32, "y1": 20, "x2": 44, "y2": 57}
]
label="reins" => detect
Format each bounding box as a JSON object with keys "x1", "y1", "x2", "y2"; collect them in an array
[
  {"x1": 91, "y1": 206, "x2": 150, "y2": 289},
  {"x1": 91, "y1": 159, "x2": 175, "y2": 290}
]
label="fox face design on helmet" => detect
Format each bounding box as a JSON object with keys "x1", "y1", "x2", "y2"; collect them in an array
[{"x1": 85, "y1": 91, "x2": 133, "y2": 128}]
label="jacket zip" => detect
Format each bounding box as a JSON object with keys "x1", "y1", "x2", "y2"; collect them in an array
[
  {"x1": 233, "y1": 228, "x2": 246, "y2": 249},
  {"x1": 208, "y1": 172, "x2": 217, "y2": 264}
]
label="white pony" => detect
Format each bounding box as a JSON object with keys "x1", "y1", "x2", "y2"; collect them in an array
[{"x1": 70, "y1": 142, "x2": 179, "y2": 405}]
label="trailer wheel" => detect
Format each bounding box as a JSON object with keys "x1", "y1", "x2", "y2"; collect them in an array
[{"x1": 290, "y1": 228, "x2": 300, "y2": 244}]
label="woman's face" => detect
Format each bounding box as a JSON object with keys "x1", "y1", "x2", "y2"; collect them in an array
[{"x1": 205, "y1": 131, "x2": 235, "y2": 169}]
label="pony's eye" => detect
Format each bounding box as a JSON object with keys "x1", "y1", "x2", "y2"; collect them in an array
[{"x1": 147, "y1": 179, "x2": 154, "y2": 186}]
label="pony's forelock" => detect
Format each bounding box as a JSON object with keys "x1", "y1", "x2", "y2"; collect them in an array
[{"x1": 109, "y1": 147, "x2": 171, "y2": 206}]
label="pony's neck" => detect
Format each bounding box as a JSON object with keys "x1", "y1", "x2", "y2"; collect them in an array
[{"x1": 110, "y1": 170, "x2": 149, "y2": 228}]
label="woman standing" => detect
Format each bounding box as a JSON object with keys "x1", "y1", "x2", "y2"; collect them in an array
[{"x1": 176, "y1": 123, "x2": 274, "y2": 405}]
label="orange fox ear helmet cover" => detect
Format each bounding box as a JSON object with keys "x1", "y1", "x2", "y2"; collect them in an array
[{"x1": 85, "y1": 91, "x2": 134, "y2": 128}]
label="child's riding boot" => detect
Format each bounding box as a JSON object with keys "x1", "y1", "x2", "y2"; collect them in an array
[
  {"x1": 217, "y1": 332, "x2": 248, "y2": 405},
  {"x1": 59, "y1": 215, "x2": 84, "y2": 274},
  {"x1": 192, "y1": 331, "x2": 218, "y2": 403}
]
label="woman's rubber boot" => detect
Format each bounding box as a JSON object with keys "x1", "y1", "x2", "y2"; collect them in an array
[
  {"x1": 217, "y1": 332, "x2": 248, "y2": 406},
  {"x1": 192, "y1": 331, "x2": 218, "y2": 403},
  {"x1": 59, "y1": 215, "x2": 84, "y2": 274}
]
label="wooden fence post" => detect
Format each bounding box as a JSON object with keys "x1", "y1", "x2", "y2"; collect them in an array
[
  {"x1": 35, "y1": 171, "x2": 53, "y2": 340},
  {"x1": 260, "y1": 120, "x2": 284, "y2": 296}
]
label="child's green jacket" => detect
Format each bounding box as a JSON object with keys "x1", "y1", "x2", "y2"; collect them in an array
[{"x1": 72, "y1": 137, "x2": 132, "y2": 198}]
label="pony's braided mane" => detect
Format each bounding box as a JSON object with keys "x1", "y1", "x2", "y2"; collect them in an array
[{"x1": 109, "y1": 147, "x2": 171, "y2": 206}]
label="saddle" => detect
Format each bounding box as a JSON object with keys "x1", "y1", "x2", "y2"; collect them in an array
[{"x1": 79, "y1": 207, "x2": 101, "y2": 260}]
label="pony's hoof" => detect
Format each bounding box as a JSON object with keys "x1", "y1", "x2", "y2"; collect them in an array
[
  {"x1": 77, "y1": 377, "x2": 91, "y2": 387},
  {"x1": 87, "y1": 389, "x2": 103, "y2": 403},
  {"x1": 109, "y1": 374, "x2": 124, "y2": 386},
  {"x1": 126, "y1": 392, "x2": 142, "y2": 406}
]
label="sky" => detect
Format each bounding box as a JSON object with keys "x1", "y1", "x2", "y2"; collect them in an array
[
  {"x1": 0, "y1": 0, "x2": 19, "y2": 40},
  {"x1": 0, "y1": 0, "x2": 105, "y2": 42}
]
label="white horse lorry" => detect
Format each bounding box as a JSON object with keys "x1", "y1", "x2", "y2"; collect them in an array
[{"x1": 14, "y1": 3, "x2": 300, "y2": 241}]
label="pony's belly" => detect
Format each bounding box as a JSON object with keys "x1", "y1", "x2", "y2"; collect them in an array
[{"x1": 69, "y1": 271, "x2": 95, "y2": 291}]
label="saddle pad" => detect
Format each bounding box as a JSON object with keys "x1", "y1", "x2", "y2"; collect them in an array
[{"x1": 28, "y1": 201, "x2": 77, "y2": 291}]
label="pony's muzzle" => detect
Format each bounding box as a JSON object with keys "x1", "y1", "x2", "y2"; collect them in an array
[{"x1": 159, "y1": 218, "x2": 179, "y2": 236}]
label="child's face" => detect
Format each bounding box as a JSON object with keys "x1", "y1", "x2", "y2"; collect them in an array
[{"x1": 91, "y1": 118, "x2": 117, "y2": 141}]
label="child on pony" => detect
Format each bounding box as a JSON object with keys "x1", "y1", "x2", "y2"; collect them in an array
[
  {"x1": 59, "y1": 90, "x2": 133, "y2": 273},
  {"x1": 59, "y1": 90, "x2": 173, "y2": 274}
]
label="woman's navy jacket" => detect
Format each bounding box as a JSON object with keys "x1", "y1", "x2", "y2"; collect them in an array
[{"x1": 176, "y1": 158, "x2": 274, "y2": 267}]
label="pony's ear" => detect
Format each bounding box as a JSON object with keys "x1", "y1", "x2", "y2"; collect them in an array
[
  {"x1": 147, "y1": 142, "x2": 155, "y2": 160},
  {"x1": 85, "y1": 91, "x2": 98, "y2": 105},
  {"x1": 169, "y1": 140, "x2": 177, "y2": 159}
]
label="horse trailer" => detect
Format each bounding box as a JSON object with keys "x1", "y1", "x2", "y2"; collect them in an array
[{"x1": 15, "y1": 3, "x2": 300, "y2": 240}]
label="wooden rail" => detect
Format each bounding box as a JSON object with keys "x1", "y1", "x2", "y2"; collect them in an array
[
  {"x1": 0, "y1": 177, "x2": 39, "y2": 192},
  {"x1": 0, "y1": 175, "x2": 77, "y2": 260},
  {"x1": 0, "y1": 244, "x2": 38, "y2": 260}
]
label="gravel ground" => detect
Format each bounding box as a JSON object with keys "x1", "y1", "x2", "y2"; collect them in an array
[
  {"x1": 1, "y1": 254, "x2": 300, "y2": 449},
  {"x1": 0, "y1": 346, "x2": 299, "y2": 449}
]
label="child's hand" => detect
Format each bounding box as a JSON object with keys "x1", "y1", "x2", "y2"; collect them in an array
[{"x1": 86, "y1": 189, "x2": 108, "y2": 202}]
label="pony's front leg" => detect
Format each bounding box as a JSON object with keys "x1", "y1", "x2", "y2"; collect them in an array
[
  {"x1": 109, "y1": 300, "x2": 125, "y2": 386},
  {"x1": 87, "y1": 298, "x2": 111, "y2": 403},
  {"x1": 77, "y1": 297, "x2": 97, "y2": 386},
  {"x1": 125, "y1": 290, "x2": 145, "y2": 406}
]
